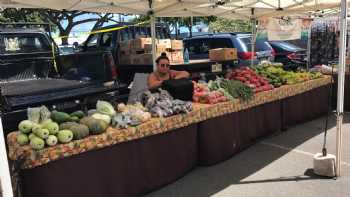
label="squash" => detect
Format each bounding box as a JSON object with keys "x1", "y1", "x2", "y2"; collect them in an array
[
  {"x1": 59, "y1": 122, "x2": 79, "y2": 130},
  {"x1": 86, "y1": 118, "x2": 107, "y2": 135},
  {"x1": 70, "y1": 124, "x2": 90, "y2": 140}
]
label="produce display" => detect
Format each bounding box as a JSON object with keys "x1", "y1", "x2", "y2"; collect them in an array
[
  {"x1": 16, "y1": 101, "x2": 114, "y2": 150},
  {"x1": 13, "y1": 65, "x2": 324, "y2": 152},
  {"x1": 14, "y1": 92, "x2": 191, "y2": 149},
  {"x1": 192, "y1": 76, "x2": 255, "y2": 104},
  {"x1": 8, "y1": 76, "x2": 331, "y2": 169},
  {"x1": 225, "y1": 67, "x2": 274, "y2": 93},
  {"x1": 111, "y1": 103, "x2": 151, "y2": 129},
  {"x1": 254, "y1": 64, "x2": 323, "y2": 87},
  {"x1": 193, "y1": 81, "x2": 228, "y2": 104},
  {"x1": 208, "y1": 78, "x2": 254, "y2": 101},
  {"x1": 141, "y1": 89, "x2": 193, "y2": 117}
]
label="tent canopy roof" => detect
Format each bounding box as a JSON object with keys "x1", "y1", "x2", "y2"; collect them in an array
[{"x1": 0, "y1": 0, "x2": 345, "y2": 19}]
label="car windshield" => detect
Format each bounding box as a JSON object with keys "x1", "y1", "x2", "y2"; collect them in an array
[{"x1": 270, "y1": 41, "x2": 303, "y2": 51}]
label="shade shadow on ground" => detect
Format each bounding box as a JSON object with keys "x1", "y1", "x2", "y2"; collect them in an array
[{"x1": 145, "y1": 115, "x2": 348, "y2": 197}]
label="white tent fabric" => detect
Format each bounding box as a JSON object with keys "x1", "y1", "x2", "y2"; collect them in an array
[
  {"x1": 3, "y1": 0, "x2": 346, "y2": 19},
  {"x1": 0, "y1": 0, "x2": 36, "y2": 8}
]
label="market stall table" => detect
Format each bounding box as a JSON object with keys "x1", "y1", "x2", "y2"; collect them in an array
[
  {"x1": 332, "y1": 74, "x2": 350, "y2": 111},
  {"x1": 282, "y1": 85, "x2": 330, "y2": 129},
  {"x1": 198, "y1": 101, "x2": 282, "y2": 166},
  {"x1": 16, "y1": 124, "x2": 198, "y2": 197},
  {"x1": 197, "y1": 77, "x2": 331, "y2": 165},
  {"x1": 7, "y1": 76, "x2": 332, "y2": 197}
]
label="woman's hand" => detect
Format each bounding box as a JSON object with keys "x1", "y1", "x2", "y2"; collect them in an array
[{"x1": 170, "y1": 70, "x2": 190, "y2": 79}]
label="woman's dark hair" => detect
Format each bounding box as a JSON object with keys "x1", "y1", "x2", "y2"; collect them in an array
[{"x1": 156, "y1": 52, "x2": 169, "y2": 64}]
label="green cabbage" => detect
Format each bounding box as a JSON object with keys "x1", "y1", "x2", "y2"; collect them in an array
[
  {"x1": 27, "y1": 105, "x2": 51, "y2": 124},
  {"x1": 27, "y1": 107, "x2": 41, "y2": 123},
  {"x1": 39, "y1": 106, "x2": 51, "y2": 123},
  {"x1": 92, "y1": 113, "x2": 111, "y2": 124},
  {"x1": 96, "y1": 100, "x2": 116, "y2": 117}
]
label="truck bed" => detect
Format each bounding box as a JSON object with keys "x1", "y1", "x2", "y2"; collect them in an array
[{"x1": 0, "y1": 78, "x2": 88, "y2": 97}]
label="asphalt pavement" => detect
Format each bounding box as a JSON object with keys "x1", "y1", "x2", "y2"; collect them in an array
[{"x1": 145, "y1": 113, "x2": 350, "y2": 197}]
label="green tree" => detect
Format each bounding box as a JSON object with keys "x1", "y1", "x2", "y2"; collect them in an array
[
  {"x1": 37, "y1": 10, "x2": 116, "y2": 45},
  {"x1": 209, "y1": 18, "x2": 252, "y2": 33},
  {"x1": 178, "y1": 16, "x2": 216, "y2": 37},
  {"x1": 0, "y1": 8, "x2": 43, "y2": 23},
  {"x1": 0, "y1": 8, "x2": 117, "y2": 45},
  {"x1": 131, "y1": 15, "x2": 216, "y2": 38}
]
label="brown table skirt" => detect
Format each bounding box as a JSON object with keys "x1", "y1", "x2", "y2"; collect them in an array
[
  {"x1": 20, "y1": 124, "x2": 198, "y2": 197},
  {"x1": 282, "y1": 85, "x2": 330, "y2": 129},
  {"x1": 198, "y1": 100, "x2": 282, "y2": 166}
]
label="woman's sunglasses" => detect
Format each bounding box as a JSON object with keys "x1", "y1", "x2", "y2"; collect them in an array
[{"x1": 160, "y1": 64, "x2": 170, "y2": 68}]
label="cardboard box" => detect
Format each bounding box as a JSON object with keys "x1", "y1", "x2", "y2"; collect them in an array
[
  {"x1": 119, "y1": 40, "x2": 131, "y2": 49},
  {"x1": 346, "y1": 57, "x2": 350, "y2": 65},
  {"x1": 171, "y1": 40, "x2": 183, "y2": 50},
  {"x1": 209, "y1": 48, "x2": 237, "y2": 61},
  {"x1": 119, "y1": 49, "x2": 130, "y2": 56},
  {"x1": 144, "y1": 44, "x2": 168, "y2": 55},
  {"x1": 119, "y1": 56, "x2": 131, "y2": 65},
  {"x1": 119, "y1": 40, "x2": 131, "y2": 55},
  {"x1": 132, "y1": 38, "x2": 152, "y2": 49},
  {"x1": 170, "y1": 51, "x2": 184, "y2": 63},
  {"x1": 130, "y1": 54, "x2": 142, "y2": 65},
  {"x1": 144, "y1": 44, "x2": 152, "y2": 53},
  {"x1": 140, "y1": 53, "x2": 154, "y2": 65},
  {"x1": 130, "y1": 48, "x2": 145, "y2": 54},
  {"x1": 129, "y1": 54, "x2": 154, "y2": 65},
  {"x1": 158, "y1": 39, "x2": 172, "y2": 49},
  {"x1": 156, "y1": 44, "x2": 167, "y2": 54}
]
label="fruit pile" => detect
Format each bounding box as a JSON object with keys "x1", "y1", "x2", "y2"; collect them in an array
[
  {"x1": 16, "y1": 101, "x2": 117, "y2": 150},
  {"x1": 226, "y1": 67, "x2": 274, "y2": 93},
  {"x1": 255, "y1": 64, "x2": 324, "y2": 86},
  {"x1": 193, "y1": 81, "x2": 228, "y2": 104}
]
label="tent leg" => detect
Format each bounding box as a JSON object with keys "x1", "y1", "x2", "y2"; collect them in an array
[
  {"x1": 307, "y1": 24, "x2": 312, "y2": 70},
  {"x1": 251, "y1": 18, "x2": 256, "y2": 67},
  {"x1": 0, "y1": 116, "x2": 14, "y2": 197},
  {"x1": 336, "y1": 0, "x2": 348, "y2": 177},
  {"x1": 151, "y1": 15, "x2": 157, "y2": 71}
]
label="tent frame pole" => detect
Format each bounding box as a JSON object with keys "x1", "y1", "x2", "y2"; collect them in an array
[
  {"x1": 251, "y1": 11, "x2": 256, "y2": 67},
  {"x1": 336, "y1": 0, "x2": 348, "y2": 177},
  {"x1": 150, "y1": 15, "x2": 157, "y2": 71},
  {"x1": 307, "y1": 23, "x2": 312, "y2": 71},
  {"x1": 0, "y1": 113, "x2": 14, "y2": 197}
]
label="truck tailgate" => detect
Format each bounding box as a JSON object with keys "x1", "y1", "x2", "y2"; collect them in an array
[{"x1": 0, "y1": 78, "x2": 88, "y2": 97}]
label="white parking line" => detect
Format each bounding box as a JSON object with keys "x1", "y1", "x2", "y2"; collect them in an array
[{"x1": 260, "y1": 141, "x2": 350, "y2": 167}]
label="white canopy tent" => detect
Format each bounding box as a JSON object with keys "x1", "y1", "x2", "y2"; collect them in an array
[
  {"x1": 0, "y1": 0, "x2": 36, "y2": 8},
  {"x1": 0, "y1": 0, "x2": 347, "y2": 18},
  {"x1": 0, "y1": 1, "x2": 348, "y2": 197}
]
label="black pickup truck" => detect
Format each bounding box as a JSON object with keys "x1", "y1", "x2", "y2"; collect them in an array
[
  {"x1": 0, "y1": 26, "x2": 127, "y2": 134},
  {"x1": 62, "y1": 22, "x2": 238, "y2": 84}
]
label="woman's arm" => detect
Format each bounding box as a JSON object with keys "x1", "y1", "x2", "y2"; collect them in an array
[
  {"x1": 148, "y1": 73, "x2": 163, "y2": 89},
  {"x1": 170, "y1": 70, "x2": 190, "y2": 79}
]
